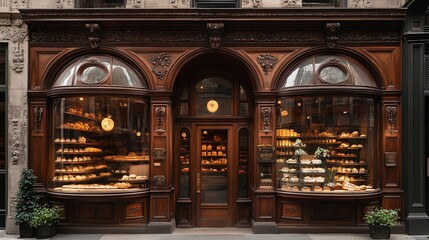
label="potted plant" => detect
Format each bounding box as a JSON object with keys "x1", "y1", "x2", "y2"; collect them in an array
[
  {"x1": 365, "y1": 207, "x2": 399, "y2": 239},
  {"x1": 14, "y1": 168, "x2": 40, "y2": 238},
  {"x1": 30, "y1": 205, "x2": 60, "y2": 239}
]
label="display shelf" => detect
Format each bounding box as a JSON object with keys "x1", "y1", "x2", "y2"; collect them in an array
[
  {"x1": 56, "y1": 127, "x2": 101, "y2": 134},
  {"x1": 54, "y1": 142, "x2": 99, "y2": 146},
  {"x1": 54, "y1": 168, "x2": 108, "y2": 174},
  {"x1": 56, "y1": 152, "x2": 103, "y2": 155},
  {"x1": 64, "y1": 111, "x2": 100, "y2": 122}
]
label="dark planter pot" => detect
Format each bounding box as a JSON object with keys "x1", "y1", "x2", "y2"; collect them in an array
[
  {"x1": 19, "y1": 222, "x2": 36, "y2": 238},
  {"x1": 36, "y1": 223, "x2": 57, "y2": 239},
  {"x1": 369, "y1": 224, "x2": 391, "y2": 239}
]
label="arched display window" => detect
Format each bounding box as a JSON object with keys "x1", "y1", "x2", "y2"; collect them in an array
[
  {"x1": 276, "y1": 54, "x2": 380, "y2": 194},
  {"x1": 49, "y1": 54, "x2": 150, "y2": 193}
]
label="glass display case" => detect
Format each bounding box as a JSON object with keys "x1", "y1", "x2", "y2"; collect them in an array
[
  {"x1": 276, "y1": 96, "x2": 378, "y2": 193},
  {"x1": 51, "y1": 96, "x2": 150, "y2": 192}
]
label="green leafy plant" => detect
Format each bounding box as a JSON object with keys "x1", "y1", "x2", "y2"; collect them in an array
[
  {"x1": 30, "y1": 205, "x2": 60, "y2": 228},
  {"x1": 364, "y1": 207, "x2": 399, "y2": 228},
  {"x1": 15, "y1": 168, "x2": 40, "y2": 224}
]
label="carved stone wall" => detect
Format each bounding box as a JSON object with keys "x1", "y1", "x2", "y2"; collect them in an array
[{"x1": 0, "y1": 17, "x2": 29, "y2": 234}]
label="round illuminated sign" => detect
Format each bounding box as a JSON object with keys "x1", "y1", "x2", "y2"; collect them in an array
[
  {"x1": 207, "y1": 100, "x2": 219, "y2": 113},
  {"x1": 101, "y1": 117, "x2": 115, "y2": 132}
]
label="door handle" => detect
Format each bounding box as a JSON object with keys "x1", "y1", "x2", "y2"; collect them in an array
[{"x1": 197, "y1": 172, "x2": 200, "y2": 194}]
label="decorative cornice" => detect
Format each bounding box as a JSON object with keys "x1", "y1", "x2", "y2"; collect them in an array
[
  {"x1": 225, "y1": 30, "x2": 324, "y2": 42},
  {"x1": 28, "y1": 27, "x2": 401, "y2": 44},
  {"x1": 207, "y1": 22, "x2": 223, "y2": 49},
  {"x1": 19, "y1": 8, "x2": 407, "y2": 22}
]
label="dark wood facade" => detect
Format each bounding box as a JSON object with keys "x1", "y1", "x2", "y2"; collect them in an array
[{"x1": 21, "y1": 8, "x2": 407, "y2": 233}]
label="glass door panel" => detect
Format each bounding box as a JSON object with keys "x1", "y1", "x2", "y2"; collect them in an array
[{"x1": 200, "y1": 129, "x2": 228, "y2": 204}]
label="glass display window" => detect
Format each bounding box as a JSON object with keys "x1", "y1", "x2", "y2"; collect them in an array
[
  {"x1": 276, "y1": 96, "x2": 378, "y2": 193},
  {"x1": 51, "y1": 96, "x2": 150, "y2": 192}
]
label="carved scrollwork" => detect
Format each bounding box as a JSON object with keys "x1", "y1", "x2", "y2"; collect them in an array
[
  {"x1": 257, "y1": 53, "x2": 278, "y2": 74},
  {"x1": 207, "y1": 22, "x2": 224, "y2": 49},
  {"x1": 11, "y1": 119, "x2": 20, "y2": 165},
  {"x1": 12, "y1": 43, "x2": 24, "y2": 73},
  {"x1": 386, "y1": 106, "x2": 398, "y2": 134},
  {"x1": 326, "y1": 22, "x2": 340, "y2": 48},
  {"x1": 150, "y1": 53, "x2": 172, "y2": 80},
  {"x1": 155, "y1": 107, "x2": 166, "y2": 134},
  {"x1": 85, "y1": 23, "x2": 101, "y2": 48},
  {"x1": 261, "y1": 106, "x2": 272, "y2": 134}
]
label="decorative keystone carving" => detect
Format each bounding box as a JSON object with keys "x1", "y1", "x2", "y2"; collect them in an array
[
  {"x1": 207, "y1": 22, "x2": 224, "y2": 49},
  {"x1": 257, "y1": 53, "x2": 278, "y2": 74},
  {"x1": 386, "y1": 106, "x2": 398, "y2": 134},
  {"x1": 150, "y1": 53, "x2": 172, "y2": 80},
  {"x1": 155, "y1": 107, "x2": 166, "y2": 134},
  {"x1": 282, "y1": 0, "x2": 302, "y2": 7},
  {"x1": 34, "y1": 107, "x2": 44, "y2": 133},
  {"x1": 326, "y1": 22, "x2": 340, "y2": 48},
  {"x1": 85, "y1": 23, "x2": 100, "y2": 48},
  {"x1": 260, "y1": 107, "x2": 272, "y2": 134},
  {"x1": 352, "y1": 0, "x2": 373, "y2": 8}
]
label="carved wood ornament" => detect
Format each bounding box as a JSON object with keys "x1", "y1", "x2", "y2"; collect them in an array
[
  {"x1": 150, "y1": 53, "x2": 172, "y2": 80},
  {"x1": 326, "y1": 22, "x2": 340, "y2": 48},
  {"x1": 207, "y1": 22, "x2": 224, "y2": 49},
  {"x1": 386, "y1": 106, "x2": 398, "y2": 134},
  {"x1": 85, "y1": 23, "x2": 100, "y2": 48},
  {"x1": 34, "y1": 106, "x2": 44, "y2": 132},
  {"x1": 155, "y1": 107, "x2": 166, "y2": 134},
  {"x1": 257, "y1": 53, "x2": 278, "y2": 74},
  {"x1": 260, "y1": 106, "x2": 272, "y2": 134}
]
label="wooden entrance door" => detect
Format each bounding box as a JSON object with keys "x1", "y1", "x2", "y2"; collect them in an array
[{"x1": 196, "y1": 126, "x2": 232, "y2": 227}]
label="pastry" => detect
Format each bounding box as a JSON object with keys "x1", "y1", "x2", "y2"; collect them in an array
[
  {"x1": 314, "y1": 186, "x2": 322, "y2": 192},
  {"x1": 302, "y1": 186, "x2": 310, "y2": 192}
]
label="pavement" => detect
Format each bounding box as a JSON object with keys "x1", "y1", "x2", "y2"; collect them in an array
[{"x1": 1, "y1": 228, "x2": 428, "y2": 240}]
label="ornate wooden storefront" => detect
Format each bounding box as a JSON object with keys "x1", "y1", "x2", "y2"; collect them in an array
[{"x1": 21, "y1": 8, "x2": 406, "y2": 233}]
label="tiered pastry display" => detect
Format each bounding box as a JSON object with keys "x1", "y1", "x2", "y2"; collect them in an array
[
  {"x1": 106, "y1": 152, "x2": 150, "y2": 188},
  {"x1": 52, "y1": 98, "x2": 150, "y2": 192},
  {"x1": 276, "y1": 129, "x2": 372, "y2": 193},
  {"x1": 201, "y1": 137, "x2": 227, "y2": 173},
  {"x1": 326, "y1": 131, "x2": 368, "y2": 184}
]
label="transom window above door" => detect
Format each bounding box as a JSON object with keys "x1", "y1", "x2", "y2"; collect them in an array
[{"x1": 177, "y1": 71, "x2": 251, "y2": 117}]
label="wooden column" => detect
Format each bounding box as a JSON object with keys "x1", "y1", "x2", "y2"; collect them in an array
[
  {"x1": 148, "y1": 92, "x2": 175, "y2": 233},
  {"x1": 28, "y1": 93, "x2": 49, "y2": 190},
  {"x1": 252, "y1": 92, "x2": 277, "y2": 233}
]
